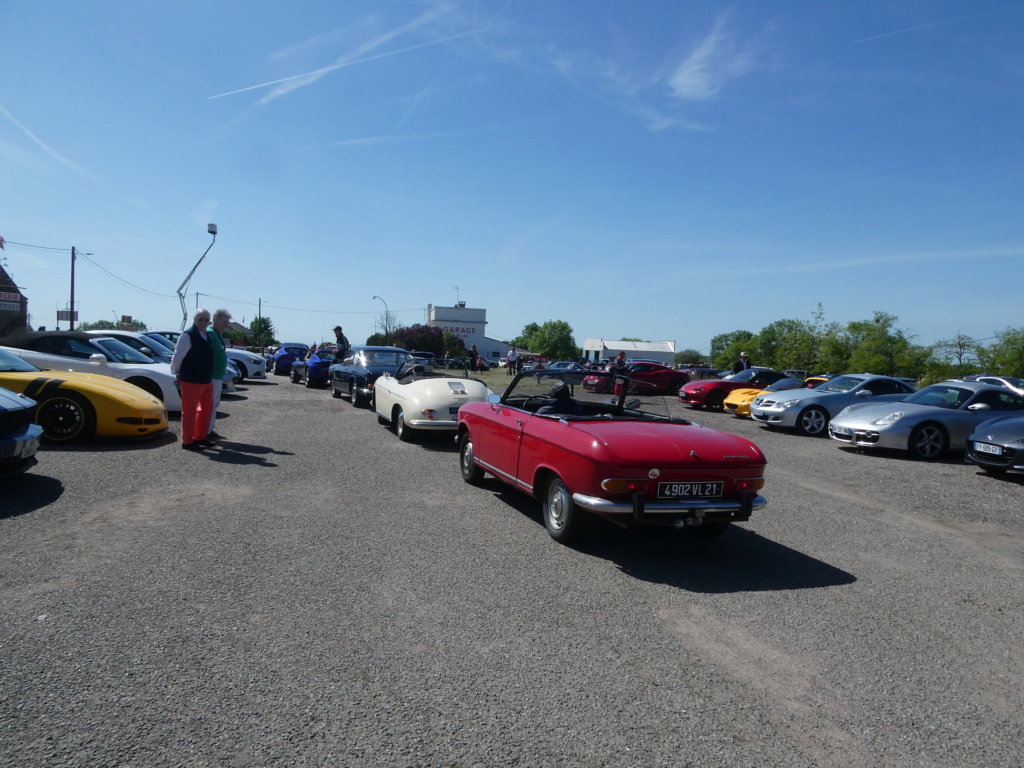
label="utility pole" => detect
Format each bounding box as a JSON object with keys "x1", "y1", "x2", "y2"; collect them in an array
[{"x1": 70, "y1": 246, "x2": 76, "y2": 330}]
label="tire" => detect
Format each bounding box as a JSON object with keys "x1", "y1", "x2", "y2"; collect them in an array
[
  {"x1": 542, "y1": 475, "x2": 585, "y2": 543},
  {"x1": 395, "y1": 408, "x2": 415, "y2": 442},
  {"x1": 304, "y1": 371, "x2": 316, "y2": 388},
  {"x1": 350, "y1": 383, "x2": 362, "y2": 408},
  {"x1": 796, "y1": 406, "x2": 829, "y2": 436},
  {"x1": 34, "y1": 391, "x2": 96, "y2": 443},
  {"x1": 235, "y1": 361, "x2": 248, "y2": 380},
  {"x1": 705, "y1": 390, "x2": 726, "y2": 412},
  {"x1": 290, "y1": 368, "x2": 300, "y2": 384},
  {"x1": 459, "y1": 432, "x2": 484, "y2": 485},
  {"x1": 331, "y1": 374, "x2": 342, "y2": 398},
  {"x1": 125, "y1": 377, "x2": 164, "y2": 403},
  {"x1": 910, "y1": 423, "x2": 948, "y2": 460},
  {"x1": 669, "y1": 379, "x2": 684, "y2": 394}
]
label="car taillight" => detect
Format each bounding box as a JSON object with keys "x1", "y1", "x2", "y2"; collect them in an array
[
  {"x1": 733, "y1": 477, "x2": 765, "y2": 493},
  {"x1": 421, "y1": 409, "x2": 437, "y2": 420},
  {"x1": 601, "y1": 478, "x2": 649, "y2": 493}
]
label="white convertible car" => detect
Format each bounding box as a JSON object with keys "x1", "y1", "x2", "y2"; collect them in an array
[
  {"x1": 0, "y1": 331, "x2": 183, "y2": 412},
  {"x1": 372, "y1": 361, "x2": 492, "y2": 441}
]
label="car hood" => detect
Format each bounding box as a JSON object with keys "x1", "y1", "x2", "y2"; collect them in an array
[
  {"x1": 835, "y1": 401, "x2": 958, "y2": 422},
  {"x1": 969, "y1": 415, "x2": 1024, "y2": 442},
  {"x1": 567, "y1": 420, "x2": 765, "y2": 468},
  {"x1": 0, "y1": 370, "x2": 162, "y2": 404}
]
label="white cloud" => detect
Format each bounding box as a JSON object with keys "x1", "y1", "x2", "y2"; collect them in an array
[{"x1": 668, "y1": 16, "x2": 757, "y2": 100}]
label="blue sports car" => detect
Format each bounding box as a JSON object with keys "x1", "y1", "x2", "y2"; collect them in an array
[
  {"x1": 290, "y1": 349, "x2": 334, "y2": 388},
  {"x1": 270, "y1": 343, "x2": 310, "y2": 376},
  {"x1": 1, "y1": 386, "x2": 44, "y2": 478}
]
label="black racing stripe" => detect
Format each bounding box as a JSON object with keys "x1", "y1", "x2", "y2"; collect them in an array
[{"x1": 23, "y1": 378, "x2": 67, "y2": 398}]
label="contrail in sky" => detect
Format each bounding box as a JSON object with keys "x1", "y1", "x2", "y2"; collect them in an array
[
  {"x1": 208, "y1": 26, "x2": 494, "y2": 100},
  {"x1": 853, "y1": 4, "x2": 1022, "y2": 43},
  {"x1": 0, "y1": 104, "x2": 92, "y2": 177}
]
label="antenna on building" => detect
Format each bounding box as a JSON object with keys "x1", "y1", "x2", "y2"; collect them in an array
[{"x1": 453, "y1": 285, "x2": 460, "y2": 304}]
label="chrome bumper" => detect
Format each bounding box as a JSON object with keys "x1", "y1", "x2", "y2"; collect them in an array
[{"x1": 572, "y1": 492, "x2": 766, "y2": 518}]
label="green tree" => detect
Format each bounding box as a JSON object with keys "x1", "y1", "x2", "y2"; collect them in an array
[
  {"x1": 441, "y1": 331, "x2": 467, "y2": 359},
  {"x1": 709, "y1": 330, "x2": 753, "y2": 368},
  {"x1": 249, "y1": 316, "x2": 276, "y2": 349},
  {"x1": 675, "y1": 348, "x2": 706, "y2": 365},
  {"x1": 977, "y1": 327, "x2": 1024, "y2": 377},
  {"x1": 393, "y1": 324, "x2": 445, "y2": 356},
  {"x1": 77, "y1": 318, "x2": 148, "y2": 332},
  {"x1": 516, "y1": 320, "x2": 577, "y2": 360},
  {"x1": 511, "y1": 323, "x2": 540, "y2": 351}
]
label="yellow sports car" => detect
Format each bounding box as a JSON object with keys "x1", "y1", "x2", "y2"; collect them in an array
[
  {"x1": 0, "y1": 347, "x2": 168, "y2": 443},
  {"x1": 724, "y1": 376, "x2": 808, "y2": 418}
]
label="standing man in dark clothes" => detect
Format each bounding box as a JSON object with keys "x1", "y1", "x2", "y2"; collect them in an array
[
  {"x1": 171, "y1": 308, "x2": 215, "y2": 450},
  {"x1": 333, "y1": 326, "x2": 350, "y2": 362},
  {"x1": 732, "y1": 352, "x2": 752, "y2": 374}
]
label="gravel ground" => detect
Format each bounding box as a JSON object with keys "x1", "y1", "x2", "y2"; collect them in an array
[{"x1": 2, "y1": 376, "x2": 1022, "y2": 767}]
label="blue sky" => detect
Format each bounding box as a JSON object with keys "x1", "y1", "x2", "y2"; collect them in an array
[{"x1": 2, "y1": 1, "x2": 1022, "y2": 353}]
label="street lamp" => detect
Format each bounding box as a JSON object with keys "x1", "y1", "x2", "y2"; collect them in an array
[
  {"x1": 176, "y1": 224, "x2": 217, "y2": 330},
  {"x1": 372, "y1": 295, "x2": 389, "y2": 344}
]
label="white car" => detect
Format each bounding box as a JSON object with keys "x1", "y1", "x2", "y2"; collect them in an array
[
  {"x1": 372, "y1": 360, "x2": 492, "y2": 441},
  {"x1": 0, "y1": 332, "x2": 183, "y2": 412}
]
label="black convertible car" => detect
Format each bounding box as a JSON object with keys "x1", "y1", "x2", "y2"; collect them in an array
[{"x1": 329, "y1": 346, "x2": 411, "y2": 407}]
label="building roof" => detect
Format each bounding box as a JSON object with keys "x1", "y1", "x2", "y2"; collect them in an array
[{"x1": 582, "y1": 338, "x2": 675, "y2": 354}]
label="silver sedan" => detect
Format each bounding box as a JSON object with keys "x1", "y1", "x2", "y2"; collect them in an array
[{"x1": 828, "y1": 380, "x2": 1024, "y2": 459}]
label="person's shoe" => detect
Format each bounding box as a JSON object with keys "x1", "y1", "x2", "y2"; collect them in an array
[
  {"x1": 194, "y1": 439, "x2": 214, "y2": 448},
  {"x1": 181, "y1": 442, "x2": 204, "y2": 451},
  {"x1": 206, "y1": 431, "x2": 223, "y2": 441}
]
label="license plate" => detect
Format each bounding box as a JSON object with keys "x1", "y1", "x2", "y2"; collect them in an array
[
  {"x1": 449, "y1": 406, "x2": 460, "y2": 415},
  {"x1": 20, "y1": 435, "x2": 41, "y2": 458},
  {"x1": 973, "y1": 442, "x2": 1002, "y2": 456},
  {"x1": 831, "y1": 425, "x2": 851, "y2": 436},
  {"x1": 658, "y1": 481, "x2": 722, "y2": 499},
  {"x1": 752, "y1": 409, "x2": 764, "y2": 418}
]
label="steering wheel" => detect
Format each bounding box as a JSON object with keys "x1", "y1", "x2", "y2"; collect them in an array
[{"x1": 521, "y1": 395, "x2": 545, "y2": 411}]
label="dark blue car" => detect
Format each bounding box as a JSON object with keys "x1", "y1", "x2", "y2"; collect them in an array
[
  {"x1": 329, "y1": 346, "x2": 411, "y2": 408},
  {"x1": 0, "y1": 386, "x2": 44, "y2": 478},
  {"x1": 290, "y1": 349, "x2": 334, "y2": 388}
]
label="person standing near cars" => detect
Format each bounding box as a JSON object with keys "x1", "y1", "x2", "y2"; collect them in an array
[
  {"x1": 206, "y1": 308, "x2": 232, "y2": 441},
  {"x1": 605, "y1": 351, "x2": 628, "y2": 393},
  {"x1": 172, "y1": 308, "x2": 215, "y2": 450},
  {"x1": 333, "y1": 326, "x2": 350, "y2": 362},
  {"x1": 733, "y1": 352, "x2": 752, "y2": 374},
  {"x1": 507, "y1": 347, "x2": 518, "y2": 377}
]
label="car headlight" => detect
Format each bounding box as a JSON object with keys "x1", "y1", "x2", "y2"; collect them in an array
[
  {"x1": 873, "y1": 411, "x2": 904, "y2": 426},
  {"x1": 779, "y1": 398, "x2": 803, "y2": 409}
]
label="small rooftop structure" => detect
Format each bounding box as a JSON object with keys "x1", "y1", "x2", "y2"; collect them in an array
[{"x1": 582, "y1": 338, "x2": 676, "y2": 366}]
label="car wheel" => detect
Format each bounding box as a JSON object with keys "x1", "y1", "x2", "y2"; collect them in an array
[
  {"x1": 34, "y1": 391, "x2": 96, "y2": 443},
  {"x1": 125, "y1": 377, "x2": 164, "y2": 403},
  {"x1": 669, "y1": 378, "x2": 684, "y2": 393},
  {"x1": 910, "y1": 423, "x2": 948, "y2": 460},
  {"x1": 395, "y1": 408, "x2": 415, "y2": 442},
  {"x1": 542, "y1": 475, "x2": 586, "y2": 543},
  {"x1": 459, "y1": 432, "x2": 484, "y2": 485},
  {"x1": 331, "y1": 373, "x2": 342, "y2": 398},
  {"x1": 235, "y1": 361, "x2": 248, "y2": 380},
  {"x1": 796, "y1": 406, "x2": 829, "y2": 436},
  {"x1": 290, "y1": 368, "x2": 300, "y2": 384},
  {"x1": 686, "y1": 521, "x2": 731, "y2": 537},
  {"x1": 705, "y1": 391, "x2": 726, "y2": 412},
  {"x1": 304, "y1": 371, "x2": 316, "y2": 388},
  {"x1": 350, "y1": 383, "x2": 362, "y2": 408}
]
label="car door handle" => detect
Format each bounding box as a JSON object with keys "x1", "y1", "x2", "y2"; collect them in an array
[{"x1": 515, "y1": 418, "x2": 525, "y2": 426}]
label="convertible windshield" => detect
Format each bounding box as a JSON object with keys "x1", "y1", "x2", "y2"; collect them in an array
[
  {"x1": 95, "y1": 338, "x2": 154, "y2": 364},
  {"x1": 503, "y1": 370, "x2": 678, "y2": 421},
  {"x1": 363, "y1": 351, "x2": 410, "y2": 366},
  {"x1": 905, "y1": 385, "x2": 973, "y2": 409},
  {"x1": 821, "y1": 375, "x2": 865, "y2": 393},
  {"x1": 0, "y1": 348, "x2": 40, "y2": 372}
]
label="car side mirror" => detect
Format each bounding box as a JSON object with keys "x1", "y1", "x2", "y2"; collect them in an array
[
  {"x1": 140, "y1": 347, "x2": 156, "y2": 357},
  {"x1": 487, "y1": 393, "x2": 501, "y2": 405},
  {"x1": 967, "y1": 403, "x2": 991, "y2": 411},
  {"x1": 856, "y1": 389, "x2": 872, "y2": 397},
  {"x1": 88, "y1": 353, "x2": 107, "y2": 365},
  {"x1": 625, "y1": 399, "x2": 642, "y2": 410}
]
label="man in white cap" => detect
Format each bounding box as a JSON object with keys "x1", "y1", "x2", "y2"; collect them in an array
[{"x1": 732, "y1": 352, "x2": 752, "y2": 374}]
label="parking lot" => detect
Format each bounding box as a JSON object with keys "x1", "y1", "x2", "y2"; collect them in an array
[{"x1": 3, "y1": 376, "x2": 1023, "y2": 767}]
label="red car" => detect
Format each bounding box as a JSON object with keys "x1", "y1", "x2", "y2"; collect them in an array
[
  {"x1": 583, "y1": 361, "x2": 689, "y2": 394},
  {"x1": 457, "y1": 370, "x2": 768, "y2": 543},
  {"x1": 678, "y1": 368, "x2": 788, "y2": 412}
]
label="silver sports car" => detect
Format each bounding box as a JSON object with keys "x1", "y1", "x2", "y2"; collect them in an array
[
  {"x1": 749, "y1": 374, "x2": 916, "y2": 436},
  {"x1": 828, "y1": 380, "x2": 1024, "y2": 460}
]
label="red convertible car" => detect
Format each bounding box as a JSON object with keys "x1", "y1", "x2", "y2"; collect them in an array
[
  {"x1": 582, "y1": 361, "x2": 689, "y2": 394},
  {"x1": 457, "y1": 369, "x2": 768, "y2": 543},
  {"x1": 678, "y1": 368, "x2": 788, "y2": 412}
]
